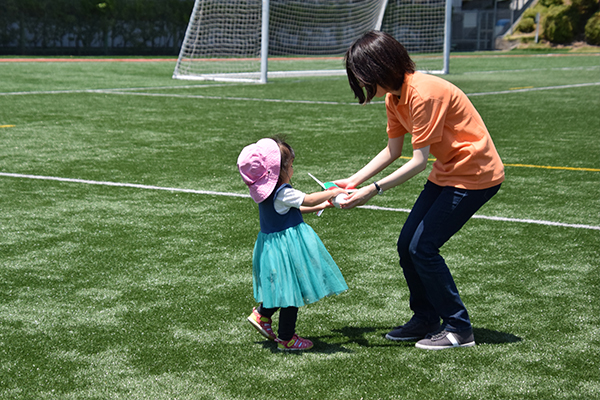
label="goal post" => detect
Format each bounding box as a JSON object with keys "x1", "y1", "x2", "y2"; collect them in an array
[{"x1": 173, "y1": 0, "x2": 451, "y2": 83}]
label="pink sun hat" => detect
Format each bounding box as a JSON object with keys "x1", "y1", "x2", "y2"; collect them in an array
[{"x1": 237, "y1": 138, "x2": 281, "y2": 203}]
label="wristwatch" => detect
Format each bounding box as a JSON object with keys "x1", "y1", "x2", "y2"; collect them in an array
[{"x1": 373, "y1": 181, "x2": 384, "y2": 195}]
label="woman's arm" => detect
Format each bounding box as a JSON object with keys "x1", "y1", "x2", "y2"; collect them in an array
[
  {"x1": 334, "y1": 136, "x2": 405, "y2": 190},
  {"x1": 340, "y1": 145, "x2": 430, "y2": 209}
]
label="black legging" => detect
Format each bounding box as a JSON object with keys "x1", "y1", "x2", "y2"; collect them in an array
[{"x1": 257, "y1": 304, "x2": 298, "y2": 341}]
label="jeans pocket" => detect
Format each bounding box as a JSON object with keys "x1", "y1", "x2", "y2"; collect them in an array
[{"x1": 452, "y1": 188, "x2": 468, "y2": 209}]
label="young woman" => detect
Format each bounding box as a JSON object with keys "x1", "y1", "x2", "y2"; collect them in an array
[{"x1": 336, "y1": 31, "x2": 504, "y2": 350}]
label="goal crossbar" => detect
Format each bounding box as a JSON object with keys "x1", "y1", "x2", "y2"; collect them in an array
[{"x1": 173, "y1": 0, "x2": 451, "y2": 83}]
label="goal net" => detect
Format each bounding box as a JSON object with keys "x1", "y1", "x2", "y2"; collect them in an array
[{"x1": 173, "y1": 0, "x2": 450, "y2": 83}]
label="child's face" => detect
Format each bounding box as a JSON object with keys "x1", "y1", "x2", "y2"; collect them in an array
[
  {"x1": 286, "y1": 161, "x2": 294, "y2": 181},
  {"x1": 279, "y1": 160, "x2": 294, "y2": 185}
]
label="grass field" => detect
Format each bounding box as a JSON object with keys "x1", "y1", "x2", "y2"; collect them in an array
[{"x1": 0, "y1": 52, "x2": 599, "y2": 399}]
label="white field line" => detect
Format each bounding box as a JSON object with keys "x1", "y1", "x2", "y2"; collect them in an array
[
  {"x1": 467, "y1": 81, "x2": 600, "y2": 97},
  {"x1": 93, "y1": 90, "x2": 348, "y2": 105},
  {"x1": 360, "y1": 205, "x2": 600, "y2": 230},
  {"x1": 1, "y1": 81, "x2": 599, "y2": 104},
  {"x1": 0, "y1": 83, "x2": 243, "y2": 96},
  {"x1": 462, "y1": 65, "x2": 600, "y2": 75},
  {"x1": 0, "y1": 87, "x2": 347, "y2": 105},
  {"x1": 1, "y1": 172, "x2": 599, "y2": 231},
  {"x1": 0, "y1": 172, "x2": 249, "y2": 199}
]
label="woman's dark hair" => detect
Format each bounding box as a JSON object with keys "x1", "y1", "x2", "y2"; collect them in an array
[
  {"x1": 344, "y1": 30, "x2": 415, "y2": 104},
  {"x1": 271, "y1": 135, "x2": 295, "y2": 186}
]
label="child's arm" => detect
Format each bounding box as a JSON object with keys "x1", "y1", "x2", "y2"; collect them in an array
[
  {"x1": 299, "y1": 187, "x2": 347, "y2": 214},
  {"x1": 300, "y1": 201, "x2": 333, "y2": 214},
  {"x1": 303, "y1": 187, "x2": 347, "y2": 206}
]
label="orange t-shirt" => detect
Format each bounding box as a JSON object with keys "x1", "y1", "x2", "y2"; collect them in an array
[{"x1": 386, "y1": 72, "x2": 505, "y2": 190}]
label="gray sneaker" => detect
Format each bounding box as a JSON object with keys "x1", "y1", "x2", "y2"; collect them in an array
[
  {"x1": 385, "y1": 318, "x2": 440, "y2": 341},
  {"x1": 415, "y1": 329, "x2": 476, "y2": 350}
]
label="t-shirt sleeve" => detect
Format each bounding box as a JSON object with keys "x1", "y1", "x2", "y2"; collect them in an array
[
  {"x1": 409, "y1": 92, "x2": 446, "y2": 149},
  {"x1": 386, "y1": 95, "x2": 408, "y2": 139},
  {"x1": 273, "y1": 186, "x2": 306, "y2": 215}
]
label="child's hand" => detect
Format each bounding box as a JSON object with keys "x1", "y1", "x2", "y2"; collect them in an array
[
  {"x1": 328, "y1": 187, "x2": 348, "y2": 197},
  {"x1": 327, "y1": 187, "x2": 350, "y2": 209}
]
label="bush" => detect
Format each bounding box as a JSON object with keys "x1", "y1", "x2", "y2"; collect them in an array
[
  {"x1": 517, "y1": 17, "x2": 536, "y2": 33},
  {"x1": 570, "y1": 0, "x2": 600, "y2": 35},
  {"x1": 585, "y1": 11, "x2": 600, "y2": 45},
  {"x1": 539, "y1": 0, "x2": 563, "y2": 7},
  {"x1": 571, "y1": 0, "x2": 600, "y2": 19},
  {"x1": 543, "y1": 5, "x2": 575, "y2": 43},
  {"x1": 517, "y1": 7, "x2": 545, "y2": 34},
  {"x1": 523, "y1": 7, "x2": 542, "y2": 19}
]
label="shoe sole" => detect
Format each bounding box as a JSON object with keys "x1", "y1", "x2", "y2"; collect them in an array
[
  {"x1": 277, "y1": 344, "x2": 314, "y2": 351},
  {"x1": 415, "y1": 341, "x2": 476, "y2": 350},
  {"x1": 247, "y1": 316, "x2": 276, "y2": 341}
]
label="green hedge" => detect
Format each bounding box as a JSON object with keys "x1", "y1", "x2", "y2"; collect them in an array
[
  {"x1": 0, "y1": 0, "x2": 195, "y2": 55},
  {"x1": 585, "y1": 11, "x2": 600, "y2": 45},
  {"x1": 522, "y1": 0, "x2": 599, "y2": 45},
  {"x1": 543, "y1": 5, "x2": 576, "y2": 43},
  {"x1": 504, "y1": 0, "x2": 599, "y2": 45},
  {"x1": 517, "y1": 17, "x2": 537, "y2": 33}
]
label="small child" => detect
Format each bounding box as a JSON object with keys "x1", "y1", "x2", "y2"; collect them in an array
[{"x1": 237, "y1": 137, "x2": 348, "y2": 351}]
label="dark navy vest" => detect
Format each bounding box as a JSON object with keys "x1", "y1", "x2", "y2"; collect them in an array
[{"x1": 258, "y1": 184, "x2": 304, "y2": 234}]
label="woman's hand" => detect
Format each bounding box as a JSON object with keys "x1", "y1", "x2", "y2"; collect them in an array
[
  {"x1": 332, "y1": 178, "x2": 356, "y2": 190},
  {"x1": 338, "y1": 184, "x2": 377, "y2": 209}
]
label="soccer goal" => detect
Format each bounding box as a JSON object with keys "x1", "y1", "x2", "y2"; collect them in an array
[{"x1": 173, "y1": 0, "x2": 451, "y2": 83}]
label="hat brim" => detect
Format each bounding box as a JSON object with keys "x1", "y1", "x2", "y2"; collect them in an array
[{"x1": 240, "y1": 138, "x2": 281, "y2": 203}]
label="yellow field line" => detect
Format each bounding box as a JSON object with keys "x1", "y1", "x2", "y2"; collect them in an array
[
  {"x1": 0, "y1": 124, "x2": 15, "y2": 128},
  {"x1": 399, "y1": 156, "x2": 437, "y2": 162},
  {"x1": 503, "y1": 163, "x2": 600, "y2": 172},
  {"x1": 399, "y1": 156, "x2": 599, "y2": 172}
]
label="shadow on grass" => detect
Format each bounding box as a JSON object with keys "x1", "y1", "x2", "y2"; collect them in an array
[
  {"x1": 331, "y1": 326, "x2": 408, "y2": 348},
  {"x1": 473, "y1": 327, "x2": 522, "y2": 344},
  {"x1": 259, "y1": 339, "x2": 357, "y2": 354},
  {"x1": 260, "y1": 326, "x2": 414, "y2": 354},
  {"x1": 343, "y1": 326, "x2": 522, "y2": 347},
  {"x1": 259, "y1": 326, "x2": 521, "y2": 353}
]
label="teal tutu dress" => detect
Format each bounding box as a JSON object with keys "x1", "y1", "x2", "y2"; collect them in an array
[{"x1": 253, "y1": 185, "x2": 348, "y2": 309}]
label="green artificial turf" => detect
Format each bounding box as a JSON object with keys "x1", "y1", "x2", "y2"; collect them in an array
[{"x1": 0, "y1": 52, "x2": 599, "y2": 399}]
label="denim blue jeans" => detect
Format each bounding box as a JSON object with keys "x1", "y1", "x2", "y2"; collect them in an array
[{"x1": 397, "y1": 180, "x2": 501, "y2": 332}]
